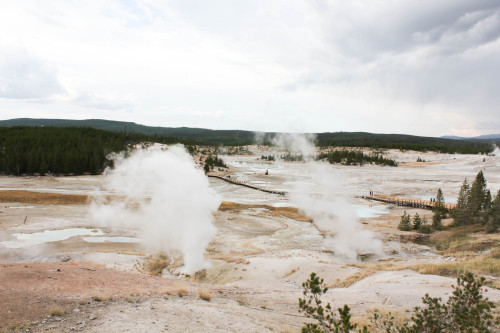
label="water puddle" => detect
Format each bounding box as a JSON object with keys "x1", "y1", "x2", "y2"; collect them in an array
[
  {"x1": 83, "y1": 236, "x2": 141, "y2": 243},
  {"x1": 1, "y1": 228, "x2": 104, "y2": 249},
  {"x1": 354, "y1": 204, "x2": 389, "y2": 218},
  {"x1": 8, "y1": 206, "x2": 36, "y2": 209},
  {"x1": 409, "y1": 195, "x2": 457, "y2": 204}
]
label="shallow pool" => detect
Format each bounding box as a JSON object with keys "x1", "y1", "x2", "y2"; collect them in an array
[
  {"x1": 83, "y1": 236, "x2": 141, "y2": 243},
  {"x1": 354, "y1": 204, "x2": 390, "y2": 218},
  {"x1": 0, "y1": 228, "x2": 104, "y2": 249}
]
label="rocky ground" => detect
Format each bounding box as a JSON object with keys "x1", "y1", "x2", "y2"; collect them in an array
[{"x1": 1, "y1": 147, "x2": 499, "y2": 332}]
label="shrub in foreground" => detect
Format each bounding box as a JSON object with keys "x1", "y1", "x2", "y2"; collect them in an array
[{"x1": 299, "y1": 272, "x2": 497, "y2": 332}]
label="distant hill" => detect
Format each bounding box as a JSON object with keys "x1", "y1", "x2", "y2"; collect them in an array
[
  {"x1": 0, "y1": 118, "x2": 495, "y2": 154},
  {"x1": 442, "y1": 134, "x2": 500, "y2": 140},
  {"x1": 471, "y1": 134, "x2": 500, "y2": 140},
  {"x1": 0, "y1": 118, "x2": 256, "y2": 146}
]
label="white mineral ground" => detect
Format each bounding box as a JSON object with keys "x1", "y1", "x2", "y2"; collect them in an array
[{"x1": 0, "y1": 147, "x2": 499, "y2": 332}]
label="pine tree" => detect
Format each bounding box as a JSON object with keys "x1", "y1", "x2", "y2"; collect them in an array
[
  {"x1": 433, "y1": 212, "x2": 443, "y2": 230},
  {"x1": 468, "y1": 170, "x2": 488, "y2": 221},
  {"x1": 432, "y1": 188, "x2": 446, "y2": 229},
  {"x1": 398, "y1": 211, "x2": 412, "y2": 231},
  {"x1": 484, "y1": 190, "x2": 492, "y2": 211},
  {"x1": 413, "y1": 213, "x2": 422, "y2": 230},
  {"x1": 453, "y1": 179, "x2": 471, "y2": 226},
  {"x1": 483, "y1": 190, "x2": 500, "y2": 233},
  {"x1": 432, "y1": 189, "x2": 445, "y2": 230}
]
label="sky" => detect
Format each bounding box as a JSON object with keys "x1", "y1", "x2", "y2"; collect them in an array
[{"x1": 0, "y1": 1, "x2": 499, "y2": 137}]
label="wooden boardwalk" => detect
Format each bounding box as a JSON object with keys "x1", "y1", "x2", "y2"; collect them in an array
[
  {"x1": 361, "y1": 194, "x2": 456, "y2": 211},
  {"x1": 208, "y1": 175, "x2": 287, "y2": 196},
  {"x1": 207, "y1": 174, "x2": 454, "y2": 210}
]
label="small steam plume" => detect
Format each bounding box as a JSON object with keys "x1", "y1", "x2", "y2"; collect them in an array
[
  {"x1": 270, "y1": 133, "x2": 383, "y2": 261},
  {"x1": 89, "y1": 145, "x2": 221, "y2": 274},
  {"x1": 271, "y1": 133, "x2": 317, "y2": 159}
]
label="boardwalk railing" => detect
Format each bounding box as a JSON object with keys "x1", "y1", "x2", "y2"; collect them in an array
[
  {"x1": 208, "y1": 175, "x2": 287, "y2": 196},
  {"x1": 361, "y1": 194, "x2": 456, "y2": 211}
]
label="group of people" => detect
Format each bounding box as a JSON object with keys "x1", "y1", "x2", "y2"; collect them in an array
[{"x1": 368, "y1": 190, "x2": 437, "y2": 203}]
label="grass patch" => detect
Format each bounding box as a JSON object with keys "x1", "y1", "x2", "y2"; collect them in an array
[
  {"x1": 402, "y1": 255, "x2": 500, "y2": 277},
  {"x1": 0, "y1": 190, "x2": 89, "y2": 205},
  {"x1": 192, "y1": 269, "x2": 208, "y2": 282},
  {"x1": 176, "y1": 287, "x2": 188, "y2": 297},
  {"x1": 198, "y1": 289, "x2": 213, "y2": 301},
  {"x1": 426, "y1": 225, "x2": 484, "y2": 251},
  {"x1": 328, "y1": 270, "x2": 376, "y2": 288},
  {"x1": 165, "y1": 285, "x2": 189, "y2": 298},
  {"x1": 92, "y1": 295, "x2": 106, "y2": 302},
  {"x1": 218, "y1": 201, "x2": 312, "y2": 222},
  {"x1": 351, "y1": 249, "x2": 500, "y2": 288},
  {"x1": 49, "y1": 305, "x2": 66, "y2": 316},
  {"x1": 283, "y1": 267, "x2": 299, "y2": 278},
  {"x1": 143, "y1": 254, "x2": 170, "y2": 276}
]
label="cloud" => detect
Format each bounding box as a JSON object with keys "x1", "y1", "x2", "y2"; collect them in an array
[
  {"x1": 0, "y1": 48, "x2": 65, "y2": 100},
  {"x1": 0, "y1": 1, "x2": 498, "y2": 136},
  {"x1": 280, "y1": 1, "x2": 500, "y2": 131},
  {"x1": 312, "y1": 1, "x2": 500, "y2": 60}
]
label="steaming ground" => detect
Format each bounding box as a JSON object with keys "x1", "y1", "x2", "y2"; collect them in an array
[{"x1": 1, "y1": 147, "x2": 500, "y2": 331}]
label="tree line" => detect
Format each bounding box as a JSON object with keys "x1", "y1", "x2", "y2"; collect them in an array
[
  {"x1": 203, "y1": 155, "x2": 227, "y2": 172},
  {"x1": 0, "y1": 126, "x2": 186, "y2": 176},
  {"x1": 453, "y1": 171, "x2": 499, "y2": 233},
  {"x1": 315, "y1": 132, "x2": 494, "y2": 154},
  {"x1": 0, "y1": 119, "x2": 495, "y2": 154},
  {"x1": 317, "y1": 149, "x2": 398, "y2": 167},
  {"x1": 397, "y1": 171, "x2": 499, "y2": 234}
]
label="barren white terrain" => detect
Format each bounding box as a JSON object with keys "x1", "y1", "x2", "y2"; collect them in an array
[{"x1": 1, "y1": 146, "x2": 499, "y2": 332}]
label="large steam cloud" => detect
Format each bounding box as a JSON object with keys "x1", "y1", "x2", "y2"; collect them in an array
[
  {"x1": 89, "y1": 145, "x2": 221, "y2": 274},
  {"x1": 271, "y1": 133, "x2": 383, "y2": 260}
]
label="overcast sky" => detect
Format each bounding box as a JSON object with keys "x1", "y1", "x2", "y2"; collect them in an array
[{"x1": 0, "y1": 1, "x2": 499, "y2": 137}]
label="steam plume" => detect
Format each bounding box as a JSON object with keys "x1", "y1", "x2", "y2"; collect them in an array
[
  {"x1": 89, "y1": 145, "x2": 221, "y2": 274},
  {"x1": 271, "y1": 133, "x2": 383, "y2": 260}
]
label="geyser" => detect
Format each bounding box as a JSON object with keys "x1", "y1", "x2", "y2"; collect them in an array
[
  {"x1": 89, "y1": 145, "x2": 221, "y2": 274},
  {"x1": 271, "y1": 133, "x2": 383, "y2": 261}
]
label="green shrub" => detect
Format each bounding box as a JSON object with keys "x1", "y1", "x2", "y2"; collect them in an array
[
  {"x1": 412, "y1": 213, "x2": 422, "y2": 230},
  {"x1": 299, "y1": 272, "x2": 497, "y2": 332},
  {"x1": 298, "y1": 272, "x2": 367, "y2": 333},
  {"x1": 418, "y1": 225, "x2": 433, "y2": 234},
  {"x1": 398, "y1": 211, "x2": 412, "y2": 231}
]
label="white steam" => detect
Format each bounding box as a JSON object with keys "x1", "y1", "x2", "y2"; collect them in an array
[
  {"x1": 89, "y1": 145, "x2": 221, "y2": 274},
  {"x1": 272, "y1": 133, "x2": 383, "y2": 261},
  {"x1": 493, "y1": 145, "x2": 500, "y2": 156},
  {"x1": 271, "y1": 133, "x2": 316, "y2": 159}
]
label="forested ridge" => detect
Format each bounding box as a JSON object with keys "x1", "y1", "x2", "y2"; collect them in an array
[
  {"x1": 0, "y1": 118, "x2": 495, "y2": 154},
  {"x1": 314, "y1": 132, "x2": 494, "y2": 154},
  {"x1": 0, "y1": 126, "x2": 186, "y2": 176}
]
